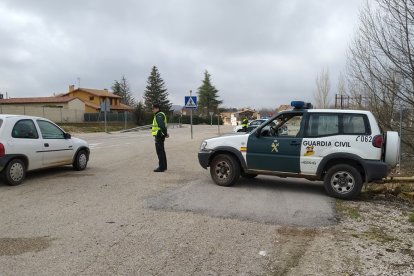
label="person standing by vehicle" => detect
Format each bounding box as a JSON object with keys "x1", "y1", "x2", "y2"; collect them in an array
[
  {"x1": 152, "y1": 104, "x2": 169, "y2": 172},
  {"x1": 241, "y1": 117, "x2": 249, "y2": 132}
]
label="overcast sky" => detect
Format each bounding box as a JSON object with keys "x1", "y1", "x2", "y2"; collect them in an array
[{"x1": 0, "y1": 0, "x2": 363, "y2": 109}]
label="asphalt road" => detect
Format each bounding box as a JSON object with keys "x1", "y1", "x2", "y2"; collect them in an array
[{"x1": 0, "y1": 125, "x2": 335, "y2": 275}]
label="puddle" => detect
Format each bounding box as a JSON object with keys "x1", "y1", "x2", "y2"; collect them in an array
[{"x1": 0, "y1": 237, "x2": 53, "y2": 256}]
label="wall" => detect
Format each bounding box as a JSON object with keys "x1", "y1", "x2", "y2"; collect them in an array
[{"x1": 0, "y1": 103, "x2": 85, "y2": 123}]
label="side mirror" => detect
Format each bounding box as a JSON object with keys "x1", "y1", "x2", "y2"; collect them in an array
[
  {"x1": 64, "y1": 132, "x2": 71, "y2": 139},
  {"x1": 255, "y1": 128, "x2": 261, "y2": 137}
]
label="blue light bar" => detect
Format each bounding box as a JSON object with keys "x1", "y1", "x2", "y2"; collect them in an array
[
  {"x1": 291, "y1": 101, "x2": 305, "y2": 109},
  {"x1": 290, "y1": 101, "x2": 313, "y2": 109}
]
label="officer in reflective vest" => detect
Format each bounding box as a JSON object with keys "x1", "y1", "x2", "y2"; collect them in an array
[
  {"x1": 241, "y1": 117, "x2": 249, "y2": 132},
  {"x1": 152, "y1": 103, "x2": 169, "y2": 172}
]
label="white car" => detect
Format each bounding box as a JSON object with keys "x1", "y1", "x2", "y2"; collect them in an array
[
  {"x1": 0, "y1": 115, "x2": 90, "y2": 185},
  {"x1": 234, "y1": 119, "x2": 267, "y2": 132}
]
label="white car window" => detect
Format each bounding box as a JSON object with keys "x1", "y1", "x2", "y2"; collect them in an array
[
  {"x1": 12, "y1": 119, "x2": 39, "y2": 139},
  {"x1": 37, "y1": 120, "x2": 65, "y2": 139}
]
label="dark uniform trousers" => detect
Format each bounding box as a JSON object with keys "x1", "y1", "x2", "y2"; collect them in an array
[{"x1": 155, "y1": 136, "x2": 167, "y2": 170}]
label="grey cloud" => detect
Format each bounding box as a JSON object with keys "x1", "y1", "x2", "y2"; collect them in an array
[{"x1": 0, "y1": 0, "x2": 362, "y2": 108}]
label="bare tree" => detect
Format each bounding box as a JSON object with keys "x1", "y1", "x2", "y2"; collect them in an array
[
  {"x1": 337, "y1": 72, "x2": 347, "y2": 96},
  {"x1": 347, "y1": 0, "x2": 414, "y2": 154},
  {"x1": 314, "y1": 67, "x2": 331, "y2": 108}
]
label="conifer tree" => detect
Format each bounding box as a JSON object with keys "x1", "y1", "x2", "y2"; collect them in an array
[
  {"x1": 197, "y1": 70, "x2": 222, "y2": 116},
  {"x1": 143, "y1": 66, "x2": 172, "y2": 112},
  {"x1": 111, "y1": 76, "x2": 135, "y2": 106}
]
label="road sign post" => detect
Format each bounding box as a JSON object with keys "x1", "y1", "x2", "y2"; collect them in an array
[
  {"x1": 185, "y1": 91, "x2": 197, "y2": 139},
  {"x1": 217, "y1": 114, "x2": 220, "y2": 135},
  {"x1": 101, "y1": 98, "x2": 110, "y2": 133},
  {"x1": 209, "y1": 111, "x2": 214, "y2": 126}
]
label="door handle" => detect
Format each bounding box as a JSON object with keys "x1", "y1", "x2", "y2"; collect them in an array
[
  {"x1": 290, "y1": 141, "x2": 301, "y2": 146},
  {"x1": 44, "y1": 143, "x2": 49, "y2": 147}
]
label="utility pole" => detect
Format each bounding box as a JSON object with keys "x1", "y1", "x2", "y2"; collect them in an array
[{"x1": 190, "y1": 90, "x2": 193, "y2": 139}]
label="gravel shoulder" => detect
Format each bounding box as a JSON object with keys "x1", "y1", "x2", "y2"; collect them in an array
[{"x1": 279, "y1": 195, "x2": 414, "y2": 275}]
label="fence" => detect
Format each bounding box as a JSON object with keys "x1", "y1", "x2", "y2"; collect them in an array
[
  {"x1": 84, "y1": 112, "x2": 133, "y2": 122},
  {"x1": 0, "y1": 105, "x2": 84, "y2": 123}
]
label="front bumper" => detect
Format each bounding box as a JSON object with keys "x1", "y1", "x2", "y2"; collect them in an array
[{"x1": 198, "y1": 150, "x2": 214, "y2": 169}]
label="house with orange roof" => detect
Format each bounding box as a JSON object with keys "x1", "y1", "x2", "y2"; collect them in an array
[{"x1": 62, "y1": 85, "x2": 133, "y2": 113}]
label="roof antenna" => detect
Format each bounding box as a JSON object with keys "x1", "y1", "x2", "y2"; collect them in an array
[{"x1": 77, "y1": 77, "x2": 81, "y2": 88}]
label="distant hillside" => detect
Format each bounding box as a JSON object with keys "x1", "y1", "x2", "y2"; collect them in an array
[{"x1": 171, "y1": 105, "x2": 183, "y2": 112}]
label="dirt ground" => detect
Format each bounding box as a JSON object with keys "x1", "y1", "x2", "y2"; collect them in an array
[{"x1": 273, "y1": 192, "x2": 414, "y2": 276}]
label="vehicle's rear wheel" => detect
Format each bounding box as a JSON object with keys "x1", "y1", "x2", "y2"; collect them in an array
[
  {"x1": 324, "y1": 164, "x2": 363, "y2": 199},
  {"x1": 210, "y1": 154, "x2": 240, "y2": 186},
  {"x1": 73, "y1": 150, "x2": 88, "y2": 171},
  {"x1": 241, "y1": 172, "x2": 258, "y2": 179},
  {"x1": 3, "y1": 159, "x2": 26, "y2": 186}
]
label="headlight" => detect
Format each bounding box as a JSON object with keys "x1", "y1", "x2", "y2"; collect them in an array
[{"x1": 200, "y1": 141, "x2": 207, "y2": 150}]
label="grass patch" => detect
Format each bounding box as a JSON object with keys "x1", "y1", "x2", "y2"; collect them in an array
[
  {"x1": 336, "y1": 200, "x2": 361, "y2": 220},
  {"x1": 59, "y1": 122, "x2": 137, "y2": 133},
  {"x1": 363, "y1": 227, "x2": 397, "y2": 243},
  {"x1": 409, "y1": 213, "x2": 414, "y2": 224}
]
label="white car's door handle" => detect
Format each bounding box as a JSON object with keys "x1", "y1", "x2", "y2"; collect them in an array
[{"x1": 44, "y1": 143, "x2": 49, "y2": 147}]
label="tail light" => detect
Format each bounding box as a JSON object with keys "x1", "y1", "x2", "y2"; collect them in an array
[
  {"x1": 372, "y1": 135, "x2": 384, "y2": 148},
  {"x1": 0, "y1": 143, "x2": 4, "y2": 157}
]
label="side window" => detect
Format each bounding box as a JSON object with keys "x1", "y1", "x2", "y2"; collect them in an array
[
  {"x1": 343, "y1": 114, "x2": 369, "y2": 135},
  {"x1": 12, "y1": 119, "x2": 39, "y2": 139},
  {"x1": 262, "y1": 114, "x2": 303, "y2": 137},
  {"x1": 37, "y1": 120, "x2": 65, "y2": 139},
  {"x1": 306, "y1": 114, "x2": 339, "y2": 137},
  {"x1": 283, "y1": 115, "x2": 303, "y2": 137}
]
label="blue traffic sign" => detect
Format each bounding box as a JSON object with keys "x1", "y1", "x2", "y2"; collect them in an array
[{"x1": 185, "y1": 96, "x2": 197, "y2": 108}]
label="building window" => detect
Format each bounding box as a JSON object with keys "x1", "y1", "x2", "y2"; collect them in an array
[{"x1": 89, "y1": 96, "x2": 94, "y2": 101}]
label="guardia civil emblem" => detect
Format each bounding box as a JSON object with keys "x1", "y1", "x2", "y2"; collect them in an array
[{"x1": 271, "y1": 140, "x2": 279, "y2": 153}]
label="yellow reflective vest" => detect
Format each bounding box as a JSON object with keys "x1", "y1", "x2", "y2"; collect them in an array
[
  {"x1": 241, "y1": 118, "x2": 249, "y2": 128},
  {"x1": 152, "y1": 112, "x2": 167, "y2": 136}
]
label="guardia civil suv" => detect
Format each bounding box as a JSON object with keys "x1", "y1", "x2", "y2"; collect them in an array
[
  {"x1": 198, "y1": 101, "x2": 400, "y2": 199},
  {"x1": 0, "y1": 115, "x2": 90, "y2": 186}
]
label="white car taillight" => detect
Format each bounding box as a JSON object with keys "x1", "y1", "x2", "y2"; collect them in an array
[{"x1": 0, "y1": 143, "x2": 5, "y2": 157}]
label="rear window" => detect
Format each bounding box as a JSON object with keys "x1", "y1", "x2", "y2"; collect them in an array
[
  {"x1": 306, "y1": 114, "x2": 339, "y2": 137},
  {"x1": 305, "y1": 113, "x2": 370, "y2": 137},
  {"x1": 343, "y1": 114, "x2": 369, "y2": 135},
  {"x1": 12, "y1": 119, "x2": 39, "y2": 139}
]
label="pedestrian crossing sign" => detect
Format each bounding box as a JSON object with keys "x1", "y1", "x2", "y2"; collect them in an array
[{"x1": 185, "y1": 96, "x2": 197, "y2": 109}]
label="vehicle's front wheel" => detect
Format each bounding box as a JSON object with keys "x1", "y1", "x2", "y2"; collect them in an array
[
  {"x1": 209, "y1": 154, "x2": 240, "y2": 186},
  {"x1": 324, "y1": 164, "x2": 363, "y2": 199},
  {"x1": 3, "y1": 159, "x2": 26, "y2": 186},
  {"x1": 73, "y1": 150, "x2": 88, "y2": 171}
]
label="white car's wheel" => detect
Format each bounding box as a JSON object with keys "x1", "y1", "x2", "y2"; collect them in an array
[
  {"x1": 3, "y1": 159, "x2": 26, "y2": 186},
  {"x1": 384, "y1": 131, "x2": 400, "y2": 168},
  {"x1": 73, "y1": 150, "x2": 88, "y2": 171}
]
